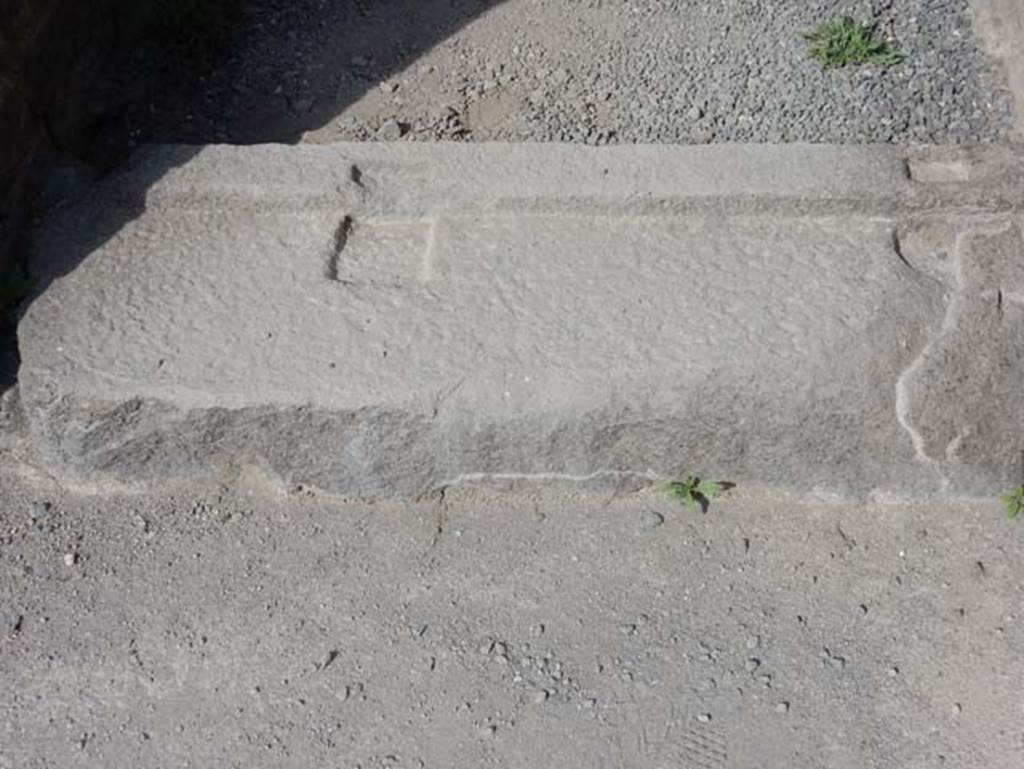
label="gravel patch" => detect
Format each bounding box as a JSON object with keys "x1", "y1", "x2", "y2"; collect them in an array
[{"x1": 137, "y1": 0, "x2": 1014, "y2": 146}]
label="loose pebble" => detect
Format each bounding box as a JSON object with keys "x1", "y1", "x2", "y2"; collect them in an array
[
  {"x1": 376, "y1": 119, "x2": 405, "y2": 141},
  {"x1": 477, "y1": 724, "x2": 497, "y2": 738}
]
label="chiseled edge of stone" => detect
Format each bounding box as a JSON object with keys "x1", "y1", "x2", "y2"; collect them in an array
[
  {"x1": 123, "y1": 143, "x2": 913, "y2": 208},
  {"x1": 86, "y1": 143, "x2": 1024, "y2": 221}
]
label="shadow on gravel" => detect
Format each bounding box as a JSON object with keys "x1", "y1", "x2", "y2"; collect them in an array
[
  {"x1": 0, "y1": 0, "x2": 506, "y2": 397},
  {"x1": 137, "y1": 0, "x2": 509, "y2": 145}
]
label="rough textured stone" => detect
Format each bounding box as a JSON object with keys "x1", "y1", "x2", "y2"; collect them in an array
[
  {"x1": 18, "y1": 143, "x2": 1024, "y2": 497},
  {"x1": 972, "y1": 0, "x2": 1024, "y2": 140}
]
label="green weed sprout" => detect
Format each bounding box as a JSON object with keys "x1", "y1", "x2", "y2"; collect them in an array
[
  {"x1": 1000, "y1": 486, "x2": 1024, "y2": 520},
  {"x1": 663, "y1": 476, "x2": 728, "y2": 513},
  {"x1": 803, "y1": 17, "x2": 903, "y2": 69}
]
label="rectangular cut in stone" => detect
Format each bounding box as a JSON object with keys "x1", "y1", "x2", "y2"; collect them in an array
[
  {"x1": 906, "y1": 159, "x2": 971, "y2": 184},
  {"x1": 19, "y1": 143, "x2": 1023, "y2": 497},
  {"x1": 334, "y1": 218, "x2": 434, "y2": 287}
]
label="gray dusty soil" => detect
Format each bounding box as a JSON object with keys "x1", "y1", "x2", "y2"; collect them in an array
[
  {"x1": 133, "y1": 0, "x2": 1013, "y2": 146},
  {"x1": 1, "y1": 455, "x2": 1022, "y2": 768}
]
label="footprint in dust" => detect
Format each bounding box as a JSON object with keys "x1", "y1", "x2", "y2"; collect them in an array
[{"x1": 653, "y1": 721, "x2": 728, "y2": 769}]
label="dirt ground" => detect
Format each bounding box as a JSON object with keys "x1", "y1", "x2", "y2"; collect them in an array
[{"x1": 1, "y1": 455, "x2": 1022, "y2": 768}]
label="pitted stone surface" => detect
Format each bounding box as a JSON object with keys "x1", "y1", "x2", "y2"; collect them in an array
[{"x1": 18, "y1": 143, "x2": 1024, "y2": 496}]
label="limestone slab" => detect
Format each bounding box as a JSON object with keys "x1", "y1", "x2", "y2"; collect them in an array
[{"x1": 19, "y1": 143, "x2": 1024, "y2": 496}]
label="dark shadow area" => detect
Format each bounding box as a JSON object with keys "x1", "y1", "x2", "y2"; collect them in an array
[
  {"x1": 0, "y1": 0, "x2": 507, "y2": 396},
  {"x1": 130, "y1": 0, "x2": 508, "y2": 145}
]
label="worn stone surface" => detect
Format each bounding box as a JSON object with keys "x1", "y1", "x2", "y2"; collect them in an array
[
  {"x1": 897, "y1": 216, "x2": 1024, "y2": 493},
  {"x1": 18, "y1": 143, "x2": 1024, "y2": 497}
]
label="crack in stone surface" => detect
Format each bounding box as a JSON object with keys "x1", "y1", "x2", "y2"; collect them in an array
[
  {"x1": 894, "y1": 217, "x2": 1024, "y2": 491},
  {"x1": 893, "y1": 224, "x2": 966, "y2": 490}
]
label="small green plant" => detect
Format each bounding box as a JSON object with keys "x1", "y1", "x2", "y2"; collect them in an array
[
  {"x1": 1000, "y1": 485, "x2": 1024, "y2": 520},
  {"x1": 663, "y1": 476, "x2": 729, "y2": 513},
  {"x1": 803, "y1": 17, "x2": 903, "y2": 69}
]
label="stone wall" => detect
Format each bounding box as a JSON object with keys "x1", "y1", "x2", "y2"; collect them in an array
[
  {"x1": 0, "y1": 0, "x2": 237, "y2": 299},
  {"x1": 3, "y1": 1, "x2": 116, "y2": 282}
]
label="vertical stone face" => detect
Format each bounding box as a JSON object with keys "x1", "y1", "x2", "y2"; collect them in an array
[
  {"x1": 971, "y1": 0, "x2": 1024, "y2": 139},
  {"x1": 0, "y1": 0, "x2": 177, "y2": 282},
  {"x1": 0, "y1": 0, "x2": 61, "y2": 280}
]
